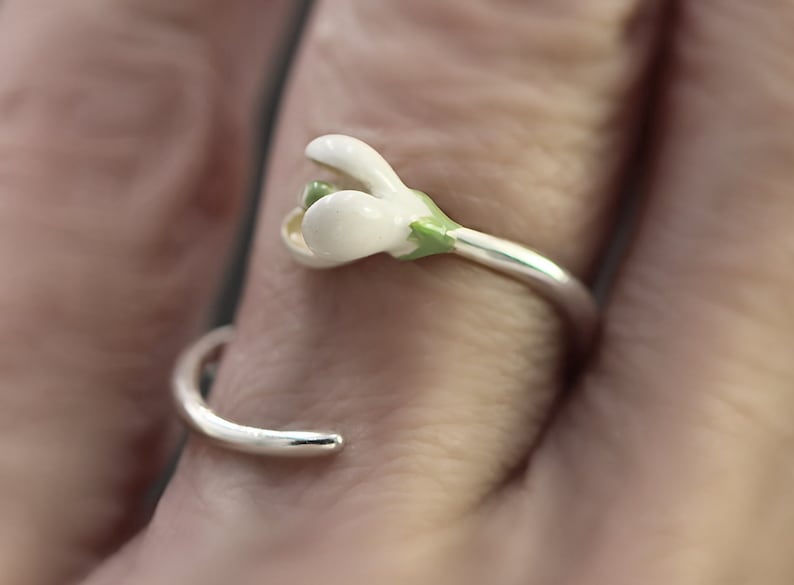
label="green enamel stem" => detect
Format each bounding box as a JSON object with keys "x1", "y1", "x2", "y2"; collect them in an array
[
  {"x1": 399, "y1": 190, "x2": 461, "y2": 261},
  {"x1": 412, "y1": 190, "x2": 460, "y2": 232},
  {"x1": 400, "y1": 218, "x2": 456, "y2": 260}
]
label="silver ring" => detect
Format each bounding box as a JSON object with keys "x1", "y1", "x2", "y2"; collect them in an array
[{"x1": 172, "y1": 135, "x2": 598, "y2": 457}]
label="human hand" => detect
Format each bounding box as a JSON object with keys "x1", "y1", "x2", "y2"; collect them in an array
[{"x1": 2, "y1": 1, "x2": 794, "y2": 584}]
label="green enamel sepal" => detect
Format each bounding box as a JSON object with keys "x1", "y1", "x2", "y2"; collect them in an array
[
  {"x1": 399, "y1": 191, "x2": 460, "y2": 261},
  {"x1": 300, "y1": 180, "x2": 338, "y2": 209},
  {"x1": 401, "y1": 218, "x2": 456, "y2": 260}
]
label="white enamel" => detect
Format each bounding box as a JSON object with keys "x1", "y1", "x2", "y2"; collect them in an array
[
  {"x1": 280, "y1": 208, "x2": 340, "y2": 268},
  {"x1": 305, "y1": 134, "x2": 406, "y2": 198},
  {"x1": 301, "y1": 190, "x2": 408, "y2": 263},
  {"x1": 282, "y1": 135, "x2": 434, "y2": 266}
]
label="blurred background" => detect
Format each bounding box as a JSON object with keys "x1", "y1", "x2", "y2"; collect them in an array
[{"x1": 211, "y1": 0, "x2": 313, "y2": 326}]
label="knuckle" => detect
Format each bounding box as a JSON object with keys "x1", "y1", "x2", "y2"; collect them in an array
[
  {"x1": 0, "y1": 4, "x2": 246, "y2": 236},
  {"x1": 0, "y1": 5, "x2": 248, "y2": 371}
]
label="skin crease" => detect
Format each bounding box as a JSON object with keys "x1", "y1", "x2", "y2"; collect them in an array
[{"x1": 0, "y1": 1, "x2": 793, "y2": 584}]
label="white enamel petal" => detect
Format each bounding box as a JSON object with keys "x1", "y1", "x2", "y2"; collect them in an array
[
  {"x1": 305, "y1": 135, "x2": 405, "y2": 198},
  {"x1": 301, "y1": 190, "x2": 408, "y2": 263},
  {"x1": 280, "y1": 208, "x2": 344, "y2": 268}
]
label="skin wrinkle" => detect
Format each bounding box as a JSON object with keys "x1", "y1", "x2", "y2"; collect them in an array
[
  {"x1": 189, "y1": 273, "x2": 554, "y2": 533},
  {"x1": 0, "y1": 10, "x2": 239, "y2": 377},
  {"x1": 0, "y1": 33, "x2": 228, "y2": 255},
  {"x1": 306, "y1": 13, "x2": 628, "y2": 251},
  {"x1": 306, "y1": 4, "x2": 636, "y2": 189},
  {"x1": 0, "y1": 2, "x2": 255, "y2": 243},
  {"x1": 589, "y1": 262, "x2": 794, "y2": 458}
]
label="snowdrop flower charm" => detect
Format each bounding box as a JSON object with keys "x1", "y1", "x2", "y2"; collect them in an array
[
  {"x1": 282, "y1": 134, "x2": 597, "y2": 353},
  {"x1": 281, "y1": 134, "x2": 460, "y2": 268}
]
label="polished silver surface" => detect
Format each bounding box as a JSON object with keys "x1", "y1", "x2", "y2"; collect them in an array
[
  {"x1": 451, "y1": 227, "x2": 598, "y2": 356},
  {"x1": 172, "y1": 325, "x2": 344, "y2": 457}
]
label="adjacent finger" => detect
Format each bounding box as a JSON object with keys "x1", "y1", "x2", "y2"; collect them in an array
[
  {"x1": 0, "y1": 1, "x2": 295, "y2": 583},
  {"x1": 530, "y1": 2, "x2": 794, "y2": 581}
]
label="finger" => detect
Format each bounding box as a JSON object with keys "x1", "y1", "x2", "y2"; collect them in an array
[
  {"x1": 118, "y1": 1, "x2": 663, "y2": 578},
  {"x1": 0, "y1": 1, "x2": 296, "y2": 583},
  {"x1": 531, "y1": 1, "x2": 794, "y2": 581}
]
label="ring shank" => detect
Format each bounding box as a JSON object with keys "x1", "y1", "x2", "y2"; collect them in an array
[
  {"x1": 172, "y1": 326, "x2": 344, "y2": 457},
  {"x1": 173, "y1": 229, "x2": 596, "y2": 457},
  {"x1": 451, "y1": 227, "x2": 598, "y2": 356}
]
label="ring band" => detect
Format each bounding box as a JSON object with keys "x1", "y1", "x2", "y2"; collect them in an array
[
  {"x1": 172, "y1": 325, "x2": 344, "y2": 456},
  {"x1": 446, "y1": 227, "x2": 596, "y2": 354},
  {"x1": 172, "y1": 134, "x2": 598, "y2": 457}
]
